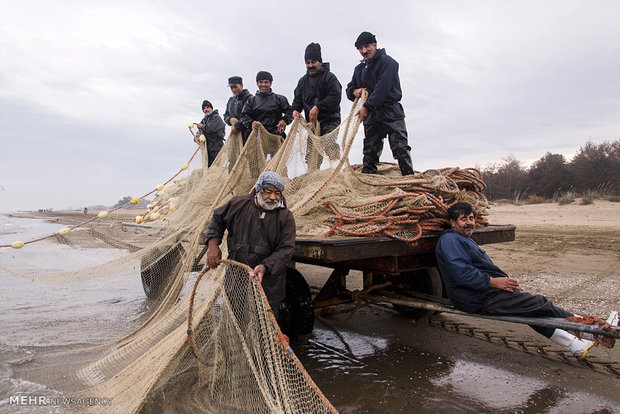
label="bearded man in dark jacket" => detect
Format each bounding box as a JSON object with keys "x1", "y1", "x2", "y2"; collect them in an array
[
  {"x1": 205, "y1": 171, "x2": 296, "y2": 318},
  {"x1": 292, "y1": 43, "x2": 342, "y2": 169},
  {"x1": 346, "y1": 31, "x2": 414, "y2": 176},
  {"x1": 196, "y1": 100, "x2": 226, "y2": 167},
  {"x1": 237, "y1": 71, "x2": 293, "y2": 138},
  {"x1": 224, "y1": 76, "x2": 253, "y2": 145}
]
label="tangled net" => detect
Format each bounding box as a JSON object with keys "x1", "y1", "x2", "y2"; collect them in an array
[{"x1": 0, "y1": 93, "x2": 493, "y2": 413}]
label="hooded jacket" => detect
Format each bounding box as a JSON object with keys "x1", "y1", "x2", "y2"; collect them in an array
[
  {"x1": 237, "y1": 90, "x2": 293, "y2": 136},
  {"x1": 291, "y1": 64, "x2": 342, "y2": 129},
  {"x1": 345, "y1": 48, "x2": 405, "y2": 125},
  {"x1": 200, "y1": 109, "x2": 226, "y2": 147},
  {"x1": 224, "y1": 89, "x2": 253, "y2": 127},
  {"x1": 204, "y1": 190, "x2": 296, "y2": 307}
]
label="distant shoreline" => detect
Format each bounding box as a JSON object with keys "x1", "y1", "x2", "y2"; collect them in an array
[{"x1": 3, "y1": 209, "x2": 141, "y2": 226}]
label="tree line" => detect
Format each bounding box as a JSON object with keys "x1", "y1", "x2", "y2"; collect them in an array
[{"x1": 482, "y1": 140, "x2": 620, "y2": 202}]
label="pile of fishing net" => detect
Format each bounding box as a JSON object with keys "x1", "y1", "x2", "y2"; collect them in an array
[{"x1": 0, "y1": 94, "x2": 490, "y2": 413}]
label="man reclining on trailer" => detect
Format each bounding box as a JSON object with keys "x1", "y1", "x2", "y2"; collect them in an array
[
  {"x1": 435, "y1": 202, "x2": 618, "y2": 360},
  {"x1": 205, "y1": 171, "x2": 296, "y2": 320}
]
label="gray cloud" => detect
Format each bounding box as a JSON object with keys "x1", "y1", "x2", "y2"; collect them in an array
[{"x1": 1, "y1": 0, "x2": 618, "y2": 211}]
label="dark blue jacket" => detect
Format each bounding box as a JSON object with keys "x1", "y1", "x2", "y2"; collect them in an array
[
  {"x1": 435, "y1": 229, "x2": 508, "y2": 313},
  {"x1": 345, "y1": 48, "x2": 405, "y2": 125}
]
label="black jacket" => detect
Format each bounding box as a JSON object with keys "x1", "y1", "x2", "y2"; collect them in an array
[
  {"x1": 224, "y1": 89, "x2": 253, "y2": 127},
  {"x1": 346, "y1": 48, "x2": 405, "y2": 125},
  {"x1": 237, "y1": 90, "x2": 293, "y2": 136},
  {"x1": 204, "y1": 191, "x2": 296, "y2": 307},
  {"x1": 291, "y1": 64, "x2": 341, "y2": 128},
  {"x1": 200, "y1": 110, "x2": 226, "y2": 146}
]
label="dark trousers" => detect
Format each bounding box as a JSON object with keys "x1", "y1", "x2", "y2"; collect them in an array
[
  {"x1": 480, "y1": 290, "x2": 573, "y2": 337},
  {"x1": 207, "y1": 141, "x2": 224, "y2": 167},
  {"x1": 362, "y1": 119, "x2": 413, "y2": 174}
]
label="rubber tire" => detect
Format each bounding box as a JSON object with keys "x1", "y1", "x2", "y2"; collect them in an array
[
  {"x1": 278, "y1": 268, "x2": 315, "y2": 345},
  {"x1": 140, "y1": 243, "x2": 185, "y2": 299},
  {"x1": 389, "y1": 267, "x2": 443, "y2": 319}
]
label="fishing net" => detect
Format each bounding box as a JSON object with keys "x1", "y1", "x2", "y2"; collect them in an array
[{"x1": 0, "y1": 93, "x2": 490, "y2": 413}]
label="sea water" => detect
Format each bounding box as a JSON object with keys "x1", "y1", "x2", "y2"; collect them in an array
[{"x1": 0, "y1": 214, "x2": 146, "y2": 412}]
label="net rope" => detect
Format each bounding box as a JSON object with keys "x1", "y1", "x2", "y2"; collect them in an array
[{"x1": 0, "y1": 93, "x2": 491, "y2": 413}]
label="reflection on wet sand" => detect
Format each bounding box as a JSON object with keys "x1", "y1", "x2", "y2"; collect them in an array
[{"x1": 298, "y1": 320, "x2": 619, "y2": 414}]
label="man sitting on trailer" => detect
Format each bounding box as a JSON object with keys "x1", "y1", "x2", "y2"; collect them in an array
[
  {"x1": 435, "y1": 202, "x2": 617, "y2": 360},
  {"x1": 204, "y1": 171, "x2": 296, "y2": 319}
]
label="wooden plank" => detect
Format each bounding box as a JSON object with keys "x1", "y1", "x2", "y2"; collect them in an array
[{"x1": 293, "y1": 225, "x2": 515, "y2": 265}]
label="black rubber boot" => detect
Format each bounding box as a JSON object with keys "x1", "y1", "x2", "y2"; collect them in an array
[{"x1": 398, "y1": 157, "x2": 414, "y2": 176}]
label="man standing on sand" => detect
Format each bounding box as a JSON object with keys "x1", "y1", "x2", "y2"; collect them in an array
[
  {"x1": 205, "y1": 171, "x2": 296, "y2": 319},
  {"x1": 292, "y1": 42, "x2": 342, "y2": 169},
  {"x1": 195, "y1": 100, "x2": 226, "y2": 167},
  {"x1": 236, "y1": 71, "x2": 293, "y2": 139},
  {"x1": 435, "y1": 202, "x2": 618, "y2": 360},
  {"x1": 224, "y1": 76, "x2": 253, "y2": 145},
  {"x1": 346, "y1": 31, "x2": 414, "y2": 176}
]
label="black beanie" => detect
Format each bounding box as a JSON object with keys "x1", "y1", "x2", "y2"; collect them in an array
[
  {"x1": 256, "y1": 71, "x2": 273, "y2": 82},
  {"x1": 355, "y1": 31, "x2": 376, "y2": 48},
  {"x1": 202, "y1": 100, "x2": 212, "y2": 110},
  {"x1": 304, "y1": 42, "x2": 322, "y2": 62}
]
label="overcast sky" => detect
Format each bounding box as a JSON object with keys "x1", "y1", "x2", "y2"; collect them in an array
[{"x1": 1, "y1": 0, "x2": 618, "y2": 212}]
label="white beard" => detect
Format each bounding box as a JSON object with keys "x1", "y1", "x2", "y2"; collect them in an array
[{"x1": 255, "y1": 193, "x2": 282, "y2": 211}]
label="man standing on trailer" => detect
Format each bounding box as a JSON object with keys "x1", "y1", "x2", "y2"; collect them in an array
[
  {"x1": 292, "y1": 42, "x2": 342, "y2": 168},
  {"x1": 225, "y1": 76, "x2": 253, "y2": 145},
  {"x1": 435, "y1": 202, "x2": 618, "y2": 360},
  {"x1": 236, "y1": 71, "x2": 293, "y2": 139},
  {"x1": 195, "y1": 100, "x2": 226, "y2": 167},
  {"x1": 346, "y1": 31, "x2": 414, "y2": 176}
]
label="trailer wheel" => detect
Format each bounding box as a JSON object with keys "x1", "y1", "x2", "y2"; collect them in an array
[
  {"x1": 389, "y1": 267, "x2": 443, "y2": 319},
  {"x1": 140, "y1": 243, "x2": 185, "y2": 299},
  {"x1": 278, "y1": 268, "x2": 314, "y2": 345}
]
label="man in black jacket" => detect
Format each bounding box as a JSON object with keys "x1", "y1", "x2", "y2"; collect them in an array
[
  {"x1": 225, "y1": 76, "x2": 253, "y2": 145},
  {"x1": 237, "y1": 71, "x2": 293, "y2": 138},
  {"x1": 346, "y1": 31, "x2": 414, "y2": 176},
  {"x1": 292, "y1": 43, "x2": 342, "y2": 169},
  {"x1": 205, "y1": 171, "x2": 296, "y2": 318},
  {"x1": 196, "y1": 100, "x2": 226, "y2": 167}
]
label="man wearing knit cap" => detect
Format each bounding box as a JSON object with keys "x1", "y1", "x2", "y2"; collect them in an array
[
  {"x1": 292, "y1": 42, "x2": 342, "y2": 169},
  {"x1": 205, "y1": 171, "x2": 296, "y2": 319},
  {"x1": 194, "y1": 100, "x2": 226, "y2": 167},
  {"x1": 346, "y1": 31, "x2": 414, "y2": 176},
  {"x1": 236, "y1": 71, "x2": 293, "y2": 138},
  {"x1": 225, "y1": 76, "x2": 253, "y2": 144}
]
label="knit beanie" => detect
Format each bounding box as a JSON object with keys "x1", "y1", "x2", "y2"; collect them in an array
[
  {"x1": 304, "y1": 43, "x2": 322, "y2": 62},
  {"x1": 354, "y1": 31, "x2": 376, "y2": 48},
  {"x1": 202, "y1": 100, "x2": 212, "y2": 110}
]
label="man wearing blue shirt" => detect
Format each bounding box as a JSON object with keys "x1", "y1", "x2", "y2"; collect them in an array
[{"x1": 435, "y1": 202, "x2": 616, "y2": 360}]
